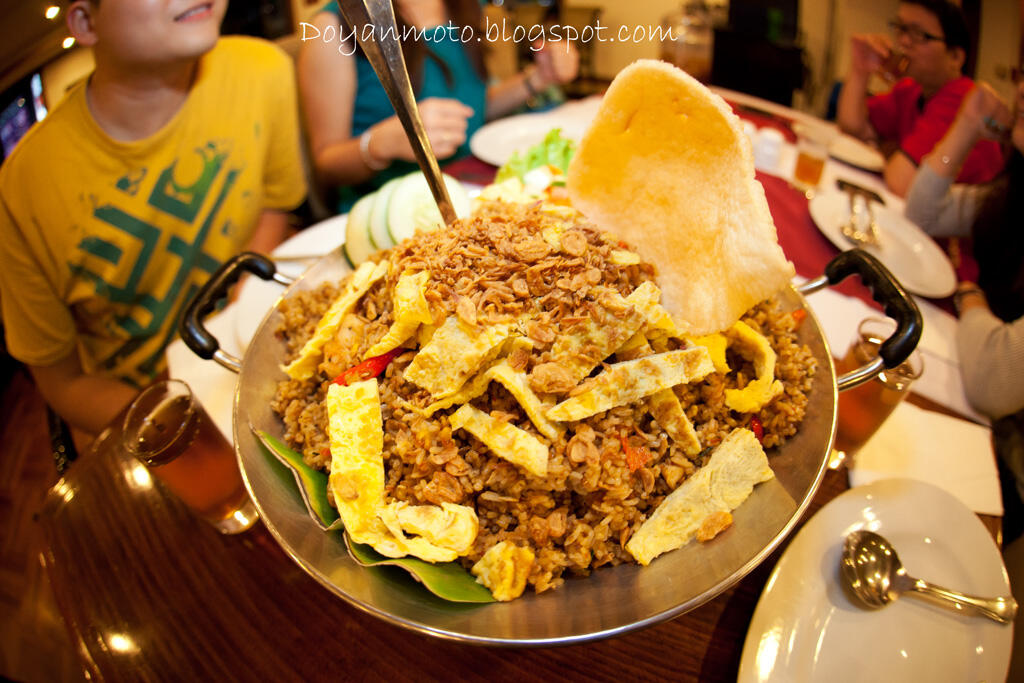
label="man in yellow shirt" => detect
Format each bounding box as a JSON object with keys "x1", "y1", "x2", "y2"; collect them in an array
[{"x1": 0, "y1": 0, "x2": 306, "y2": 433}]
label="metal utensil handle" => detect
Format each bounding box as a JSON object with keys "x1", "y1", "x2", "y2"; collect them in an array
[
  {"x1": 335, "y1": 0, "x2": 456, "y2": 224},
  {"x1": 797, "y1": 249, "x2": 922, "y2": 391},
  {"x1": 910, "y1": 578, "x2": 1018, "y2": 625},
  {"x1": 179, "y1": 252, "x2": 291, "y2": 373}
]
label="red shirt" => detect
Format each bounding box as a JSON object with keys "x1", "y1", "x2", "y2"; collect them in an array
[{"x1": 868, "y1": 76, "x2": 1005, "y2": 184}]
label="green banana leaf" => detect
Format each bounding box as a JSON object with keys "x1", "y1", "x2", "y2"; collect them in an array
[
  {"x1": 253, "y1": 429, "x2": 495, "y2": 603},
  {"x1": 253, "y1": 430, "x2": 343, "y2": 531}
]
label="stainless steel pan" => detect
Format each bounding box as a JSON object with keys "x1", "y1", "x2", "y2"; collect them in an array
[{"x1": 180, "y1": 248, "x2": 921, "y2": 645}]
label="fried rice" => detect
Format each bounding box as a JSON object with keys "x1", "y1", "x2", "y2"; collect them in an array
[{"x1": 270, "y1": 199, "x2": 816, "y2": 595}]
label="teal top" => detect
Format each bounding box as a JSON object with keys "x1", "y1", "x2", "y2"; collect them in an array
[{"x1": 321, "y1": 2, "x2": 487, "y2": 211}]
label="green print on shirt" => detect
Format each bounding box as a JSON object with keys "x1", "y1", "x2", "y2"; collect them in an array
[
  {"x1": 148, "y1": 142, "x2": 227, "y2": 223},
  {"x1": 71, "y1": 142, "x2": 240, "y2": 383}
]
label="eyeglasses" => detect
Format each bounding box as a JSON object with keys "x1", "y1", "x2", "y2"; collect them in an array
[{"x1": 888, "y1": 20, "x2": 945, "y2": 45}]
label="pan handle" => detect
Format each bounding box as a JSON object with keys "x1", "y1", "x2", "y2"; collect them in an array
[
  {"x1": 797, "y1": 249, "x2": 922, "y2": 392},
  {"x1": 179, "y1": 252, "x2": 291, "y2": 373}
]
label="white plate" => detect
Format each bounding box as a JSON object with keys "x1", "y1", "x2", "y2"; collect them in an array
[
  {"x1": 809, "y1": 188, "x2": 956, "y2": 298},
  {"x1": 233, "y1": 216, "x2": 346, "y2": 352},
  {"x1": 829, "y1": 134, "x2": 886, "y2": 172},
  {"x1": 737, "y1": 478, "x2": 1012, "y2": 683},
  {"x1": 470, "y1": 112, "x2": 587, "y2": 167}
]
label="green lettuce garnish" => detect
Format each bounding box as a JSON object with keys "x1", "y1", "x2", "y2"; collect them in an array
[{"x1": 495, "y1": 128, "x2": 577, "y2": 183}]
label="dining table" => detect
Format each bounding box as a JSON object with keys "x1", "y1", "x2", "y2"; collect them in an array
[{"x1": 37, "y1": 88, "x2": 1009, "y2": 681}]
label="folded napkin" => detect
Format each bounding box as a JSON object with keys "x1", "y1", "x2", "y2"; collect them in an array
[
  {"x1": 847, "y1": 400, "x2": 1002, "y2": 515},
  {"x1": 165, "y1": 306, "x2": 240, "y2": 441}
]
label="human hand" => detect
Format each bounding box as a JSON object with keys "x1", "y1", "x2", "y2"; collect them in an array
[
  {"x1": 371, "y1": 98, "x2": 474, "y2": 162},
  {"x1": 531, "y1": 40, "x2": 579, "y2": 88},
  {"x1": 958, "y1": 83, "x2": 1012, "y2": 141},
  {"x1": 849, "y1": 33, "x2": 895, "y2": 78}
]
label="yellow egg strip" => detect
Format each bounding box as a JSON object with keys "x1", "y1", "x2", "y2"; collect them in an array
[
  {"x1": 412, "y1": 368, "x2": 494, "y2": 418},
  {"x1": 609, "y1": 249, "x2": 641, "y2": 266},
  {"x1": 283, "y1": 260, "x2": 388, "y2": 380},
  {"x1": 380, "y1": 501, "x2": 478, "y2": 555},
  {"x1": 471, "y1": 540, "x2": 535, "y2": 602},
  {"x1": 404, "y1": 316, "x2": 515, "y2": 399},
  {"x1": 625, "y1": 428, "x2": 774, "y2": 565},
  {"x1": 547, "y1": 347, "x2": 713, "y2": 423},
  {"x1": 723, "y1": 320, "x2": 784, "y2": 413},
  {"x1": 485, "y1": 362, "x2": 562, "y2": 442},
  {"x1": 326, "y1": 380, "x2": 476, "y2": 562},
  {"x1": 550, "y1": 281, "x2": 662, "y2": 386},
  {"x1": 364, "y1": 270, "x2": 432, "y2": 359},
  {"x1": 687, "y1": 333, "x2": 730, "y2": 374},
  {"x1": 326, "y1": 380, "x2": 388, "y2": 545},
  {"x1": 449, "y1": 403, "x2": 549, "y2": 477},
  {"x1": 615, "y1": 335, "x2": 701, "y2": 455},
  {"x1": 647, "y1": 389, "x2": 702, "y2": 456}
]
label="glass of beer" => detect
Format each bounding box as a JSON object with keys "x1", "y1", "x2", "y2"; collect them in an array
[
  {"x1": 880, "y1": 49, "x2": 908, "y2": 83},
  {"x1": 833, "y1": 318, "x2": 923, "y2": 458},
  {"x1": 122, "y1": 379, "x2": 258, "y2": 534},
  {"x1": 793, "y1": 122, "x2": 834, "y2": 193}
]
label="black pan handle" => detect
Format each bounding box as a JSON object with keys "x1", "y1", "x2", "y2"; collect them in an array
[
  {"x1": 797, "y1": 249, "x2": 922, "y2": 391},
  {"x1": 179, "y1": 252, "x2": 284, "y2": 373}
]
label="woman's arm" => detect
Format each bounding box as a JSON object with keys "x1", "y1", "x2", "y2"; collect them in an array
[
  {"x1": 485, "y1": 41, "x2": 579, "y2": 121},
  {"x1": 298, "y1": 12, "x2": 375, "y2": 187},
  {"x1": 904, "y1": 161, "x2": 986, "y2": 237},
  {"x1": 836, "y1": 34, "x2": 891, "y2": 141},
  {"x1": 957, "y1": 299, "x2": 1024, "y2": 419},
  {"x1": 904, "y1": 83, "x2": 1010, "y2": 237},
  {"x1": 298, "y1": 12, "x2": 473, "y2": 185}
]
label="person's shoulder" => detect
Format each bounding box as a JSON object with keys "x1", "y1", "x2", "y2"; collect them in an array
[
  {"x1": 208, "y1": 36, "x2": 292, "y2": 74},
  {"x1": 0, "y1": 80, "x2": 89, "y2": 188}
]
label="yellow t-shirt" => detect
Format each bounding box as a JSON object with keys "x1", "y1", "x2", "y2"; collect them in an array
[{"x1": 0, "y1": 36, "x2": 306, "y2": 387}]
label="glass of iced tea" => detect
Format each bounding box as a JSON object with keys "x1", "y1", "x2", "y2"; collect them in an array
[
  {"x1": 122, "y1": 379, "x2": 258, "y2": 534},
  {"x1": 833, "y1": 318, "x2": 923, "y2": 458}
]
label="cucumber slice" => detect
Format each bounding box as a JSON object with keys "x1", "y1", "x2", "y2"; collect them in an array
[
  {"x1": 343, "y1": 193, "x2": 376, "y2": 266},
  {"x1": 386, "y1": 173, "x2": 471, "y2": 245},
  {"x1": 368, "y1": 178, "x2": 401, "y2": 250}
]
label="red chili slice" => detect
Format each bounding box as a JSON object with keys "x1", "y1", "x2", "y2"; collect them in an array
[
  {"x1": 618, "y1": 434, "x2": 652, "y2": 472},
  {"x1": 750, "y1": 416, "x2": 765, "y2": 443},
  {"x1": 331, "y1": 347, "x2": 404, "y2": 387}
]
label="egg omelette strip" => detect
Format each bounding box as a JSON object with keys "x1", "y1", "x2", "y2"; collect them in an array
[
  {"x1": 625, "y1": 428, "x2": 775, "y2": 565},
  {"x1": 546, "y1": 347, "x2": 714, "y2": 423},
  {"x1": 283, "y1": 260, "x2": 388, "y2": 380}
]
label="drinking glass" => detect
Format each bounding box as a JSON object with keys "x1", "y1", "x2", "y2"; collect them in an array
[
  {"x1": 792, "y1": 122, "x2": 835, "y2": 193},
  {"x1": 833, "y1": 318, "x2": 923, "y2": 458},
  {"x1": 122, "y1": 379, "x2": 258, "y2": 534},
  {"x1": 880, "y1": 49, "x2": 908, "y2": 83}
]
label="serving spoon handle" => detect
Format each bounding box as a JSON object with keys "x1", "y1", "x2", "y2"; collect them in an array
[
  {"x1": 334, "y1": 0, "x2": 457, "y2": 225},
  {"x1": 901, "y1": 574, "x2": 1018, "y2": 624}
]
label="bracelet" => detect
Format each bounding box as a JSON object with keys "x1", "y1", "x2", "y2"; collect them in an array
[
  {"x1": 523, "y1": 68, "x2": 542, "y2": 106},
  {"x1": 359, "y1": 129, "x2": 388, "y2": 171}
]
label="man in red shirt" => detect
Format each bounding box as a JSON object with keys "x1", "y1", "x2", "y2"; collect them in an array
[{"x1": 837, "y1": 0, "x2": 1004, "y2": 196}]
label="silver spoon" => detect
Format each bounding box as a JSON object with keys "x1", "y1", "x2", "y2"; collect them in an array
[
  {"x1": 840, "y1": 529, "x2": 1017, "y2": 624},
  {"x1": 334, "y1": 0, "x2": 456, "y2": 225}
]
